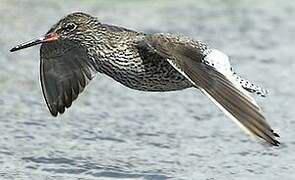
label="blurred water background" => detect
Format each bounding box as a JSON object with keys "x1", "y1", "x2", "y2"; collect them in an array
[{"x1": 0, "y1": 0, "x2": 295, "y2": 179}]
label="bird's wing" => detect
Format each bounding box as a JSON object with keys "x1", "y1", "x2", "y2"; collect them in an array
[
  {"x1": 40, "y1": 40, "x2": 97, "y2": 116},
  {"x1": 136, "y1": 33, "x2": 279, "y2": 146}
]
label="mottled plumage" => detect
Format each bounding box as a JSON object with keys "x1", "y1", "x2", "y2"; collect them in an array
[{"x1": 10, "y1": 12, "x2": 279, "y2": 146}]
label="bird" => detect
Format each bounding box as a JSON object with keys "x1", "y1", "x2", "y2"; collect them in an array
[{"x1": 10, "y1": 12, "x2": 279, "y2": 146}]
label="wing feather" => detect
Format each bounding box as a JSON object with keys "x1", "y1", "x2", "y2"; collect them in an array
[
  {"x1": 138, "y1": 33, "x2": 279, "y2": 146},
  {"x1": 40, "y1": 40, "x2": 96, "y2": 116}
]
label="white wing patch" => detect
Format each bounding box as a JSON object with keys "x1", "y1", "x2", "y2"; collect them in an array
[
  {"x1": 204, "y1": 49, "x2": 232, "y2": 77},
  {"x1": 205, "y1": 50, "x2": 269, "y2": 97},
  {"x1": 203, "y1": 49, "x2": 260, "y2": 108}
]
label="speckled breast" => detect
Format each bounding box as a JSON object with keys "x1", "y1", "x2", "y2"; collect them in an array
[{"x1": 94, "y1": 48, "x2": 193, "y2": 92}]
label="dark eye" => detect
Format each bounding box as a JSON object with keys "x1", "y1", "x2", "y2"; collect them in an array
[{"x1": 65, "y1": 23, "x2": 76, "y2": 31}]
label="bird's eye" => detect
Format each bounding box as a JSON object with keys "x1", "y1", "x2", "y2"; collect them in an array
[{"x1": 65, "y1": 23, "x2": 76, "y2": 31}]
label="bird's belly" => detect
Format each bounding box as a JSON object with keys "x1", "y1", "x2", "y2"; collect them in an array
[
  {"x1": 124, "y1": 72, "x2": 193, "y2": 92},
  {"x1": 121, "y1": 72, "x2": 192, "y2": 92},
  {"x1": 100, "y1": 58, "x2": 193, "y2": 92}
]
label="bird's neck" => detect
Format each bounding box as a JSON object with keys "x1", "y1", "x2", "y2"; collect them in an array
[
  {"x1": 80, "y1": 33, "x2": 127, "y2": 75},
  {"x1": 82, "y1": 29, "x2": 142, "y2": 74}
]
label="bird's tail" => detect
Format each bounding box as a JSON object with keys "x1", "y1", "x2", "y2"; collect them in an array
[{"x1": 232, "y1": 71, "x2": 269, "y2": 97}]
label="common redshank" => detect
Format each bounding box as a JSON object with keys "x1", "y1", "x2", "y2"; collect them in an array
[{"x1": 10, "y1": 12, "x2": 279, "y2": 146}]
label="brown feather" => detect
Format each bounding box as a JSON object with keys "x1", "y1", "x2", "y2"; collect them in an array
[{"x1": 142, "y1": 33, "x2": 279, "y2": 146}]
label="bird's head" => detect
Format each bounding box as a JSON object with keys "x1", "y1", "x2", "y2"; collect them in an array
[{"x1": 10, "y1": 12, "x2": 100, "y2": 52}]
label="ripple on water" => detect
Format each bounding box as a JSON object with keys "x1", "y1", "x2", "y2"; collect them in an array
[
  {"x1": 22, "y1": 156, "x2": 75, "y2": 165},
  {"x1": 22, "y1": 156, "x2": 170, "y2": 179}
]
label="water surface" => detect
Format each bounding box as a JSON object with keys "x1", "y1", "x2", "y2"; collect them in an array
[{"x1": 0, "y1": 0, "x2": 294, "y2": 179}]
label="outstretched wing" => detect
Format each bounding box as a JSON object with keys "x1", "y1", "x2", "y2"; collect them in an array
[
  {"x1": 136, "y1": 33, "x2": 279, "y2": 146},
  {"x1": 40, "y1": 40, "x2": 97, "y2": 116}
]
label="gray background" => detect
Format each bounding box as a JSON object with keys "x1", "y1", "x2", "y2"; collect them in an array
[{"x1": 0, "y1": 0, "x2": 294, "y2": 179}]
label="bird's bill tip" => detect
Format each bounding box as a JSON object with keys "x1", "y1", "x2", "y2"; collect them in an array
[{"x1": 10, "y1": 32, "x2": 60, "y2": 52}]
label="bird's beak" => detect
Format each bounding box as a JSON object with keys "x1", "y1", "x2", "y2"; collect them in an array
[{"x1": 10, "y1": 32, "x2": 60, "y2": 52}]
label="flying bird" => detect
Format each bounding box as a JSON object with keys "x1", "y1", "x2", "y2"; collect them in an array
[{"x1": 10, "y1": 12, "x2": 279, "y2": 146}]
